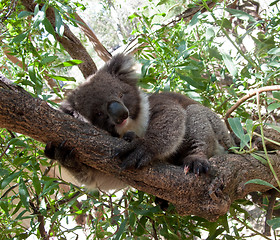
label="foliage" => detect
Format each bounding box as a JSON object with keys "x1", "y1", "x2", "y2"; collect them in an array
[{"x1": 0, "y1": 0, "x2": 280, "y2": 239}]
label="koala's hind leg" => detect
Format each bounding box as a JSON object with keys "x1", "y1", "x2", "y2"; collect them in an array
[{"x1": 183, "y1": 104, "x2": 231, "y2": 175}]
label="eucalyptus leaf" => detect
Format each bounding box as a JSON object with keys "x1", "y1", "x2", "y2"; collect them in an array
[
  {"x1": 55, "y1": 60, "x2": 83, "y2": 68},
  {"x1": 18, "y1": 11, "x2": 34, "y2": 18},
  {"x1": 1, "y1": 171, "x2": 21, "y2": 189},
  {"x1": 267, "y1": 218, "x2": 280, "y2": 230},
  {"x1": 12, "y1": 32, "x2": 29, "y2": 43},
  {"x1": 19, "y1": 177, "x2": 30, "y2": 210},
  {"x1": 226, "y1": 8, "x2": 256, "y2": 22},
  {"x1": 54, "y1": 8, "x2": 64, "y2": 36},
  {"x1": 245, "y1": 179, "x2": 277, "y2": 190},
  {"x1": 266, "y1": 123, "x2": 280, "y2": 133},
  {"x1": 221, "y1": 52, "x2": 238, "y2": 77}
]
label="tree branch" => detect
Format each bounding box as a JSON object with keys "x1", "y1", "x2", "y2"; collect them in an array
[{"x1": 0, "y1": 77, "x2": 279, "y2": 221}]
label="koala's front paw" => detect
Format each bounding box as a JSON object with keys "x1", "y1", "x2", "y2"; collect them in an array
[
  {"x1": 44, "y1": 141, "x2": 77, "y2": 168},
  {"x1": 183, "y1": 154, "x2": 210, "y2": 176},
  {"x1": 122, "y1": 131, "x2": 137, "y2": 142},
  {"x1": 118, "y1": 140, "x2": 154, "y2": 170}
]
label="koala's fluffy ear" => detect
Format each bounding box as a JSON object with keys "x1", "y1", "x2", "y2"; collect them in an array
[
  {"x1": 60, "y1": 100, "x2": 90, "y2": 123},
  {"x1": 102, "y1": 54, "x2": 139, "y2": 85},
  {"x1": 60, "y1": 100, "x2": 75, "y2": 116}
]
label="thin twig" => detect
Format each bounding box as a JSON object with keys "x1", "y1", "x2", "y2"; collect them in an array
[{"x1": 224, "y1": 85, "x2": 280, "y2": 130}]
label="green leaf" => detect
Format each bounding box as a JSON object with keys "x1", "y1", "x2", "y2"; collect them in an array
[
  {"x1": 178, "y1": 73, "x2": 206, "y2": 90},
  {"x1": 28, "y1": 66, "x2": 37, "y2": 83},
  {"x1": 228, "y1": 118, "x2": 243, "y2": 137},
  {"x1": 8, "y1": 138, "x2": 28, "y2": 148},
  {"x1": 267, "y1": 217, "x2": 280, "y2": 230},
  {"x1": 273, "y1": 91, "x2": 280, "y2": 100},
  {"x1": 221, "y1": 18, "x2": 232, "y2": 29},
  {"x1": 12, "y1": 32, "x2": 29, "y2": 43},
  {"x1": 48, "y1": 74, "x2": 76, "y2": 82},
  {"x1": 228, "y1": 118, "x2": 249, "y2": 149},
  {"x1": 221, "y1": 52, "x2": 238, "y2": 77},
  {"x1": 245, "y1": 179, "x2": 277, "y2": 190},
  {"x1": 42, "y1": 18, "x2": 56, "y2": 36},
  {"x1": 245, "y1": 119, "x2": 254, "y2": 135},
  {"x1": 33, "y1": 172, "x2": 41, "y2": 195},
  {"x1": 54, "y1": 59, "x2": 83, "y2": 67},
  {"x1": 54, "y1": 8, "x2": 64, "y2": 36},
  {"x1": 114, "y1": 218, "x2": 127, "y2": 240},
  {"x1": 135, "y1": 216, "x2": 147, "y2": 236},
  {"x1": 19, "y1": 177, "x2": 30, "y2": 210},
  {"x1": 266, "y1": 123, "x2": 280, "y2": 133},
  {"x1": 0, "y1": 200, "x2": 9, "y2": 217},
  {"x1": 41, "y1": 56, "x2": 58, "y2": 65},
  {"x1": 206, "y1": 27, "x2": 215, "y2": 41},
  {"x1": 268, "y1": 102, "x2": 280, "y2": 113},
  {"x1": 250, "y1": 153, "x2": 267, "y2": 165},
  {"x1": 12, "y1": 201, "x2": 23, "y2": 216},
  {"x1": 0, "y1": 168, "x2": 9, "y2": 177},
  {"x1": 189, "y1": 11, "x2": 201, "y2": 26},
  {"x1": 267, "y1": 47, "x2": 280, "y2": 56},
  {"x1": 18, "y1": 11, "x2": 33, "y2": 18},
  {"x1": 226, "y1": 8, "x2": 256, "y2": 22},
  {"x1": 1, "y1": 171, "x2": 21, "y2": 189}
]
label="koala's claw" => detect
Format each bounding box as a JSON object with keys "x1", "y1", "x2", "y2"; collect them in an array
[
  {"x1": 122, "y1": 131, "x2": 137, "y2": 142},
  {"x1": 118, "y1": 141, "x2": 153, "y2": 170},
  {"x1": 183, "y1": 154, "x2": 210, "y2": 176},
  {"x1": 44, "y1": 140, "x2": 77, "y2": 168}
]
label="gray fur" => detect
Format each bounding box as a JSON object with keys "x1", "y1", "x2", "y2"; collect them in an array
[{"x1": 53, "y1": 54, "x2": 233, "y2": 190}]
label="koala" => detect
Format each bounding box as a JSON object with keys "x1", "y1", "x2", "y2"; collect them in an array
[{"x1": 45, "y1": 54, "x2": 233, "y2": 191}]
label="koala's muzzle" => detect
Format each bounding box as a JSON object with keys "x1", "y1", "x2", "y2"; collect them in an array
[{"x1": 107, "y1": 101, "x2": 129, "y2": 125}]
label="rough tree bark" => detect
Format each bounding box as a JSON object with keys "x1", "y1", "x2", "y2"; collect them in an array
[{"x1": 0, "y1": 75, "x2": 279, "y2": 221}]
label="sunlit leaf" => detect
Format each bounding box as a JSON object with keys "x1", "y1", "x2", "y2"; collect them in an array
[
  {"x1": 221, "y1": 52, "x2": 238, "y2": 77},
  {"x1": 54, "y1": 8, "x2": 64, "y2": 36},
  {"x1": 54, "y1": 60, "x2": 83, "y2": 67},
  {"x1": 226, "y1": 8, "x2": 256, "y2": 22},
  {"x1": 48, "y1": 74, "x2": 76, "y2": 82}
]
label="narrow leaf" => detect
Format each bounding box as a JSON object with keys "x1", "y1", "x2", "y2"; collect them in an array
[
  {"x1": 226, "y1": 8, "x2": 256, "y2": 22},
  {"x1": 18, "y1": 11, "x2": 33, "y2": 18},
  {"x1": 48, "y1": 74, "x2": 76, "y2": 82},
  {"x1": 221, "y1": 52, "x2": 238, "y2": 77},
  {"x1": 12, "y1": 32, "x2": 28, "y2": 43},
  {"x1": 19, "y1": 177, "x2": 30, "y2": 210},
  {"x1": 54, "y1": 59, "x2": 83, "y2": 67},
  {"x1": 42, "y1": 18, "x2": 56, "y2": 36},
  {"x1": 245, "y1": 179, "x2": 277, "y2": 190},
  {"x1": 54, "y1": 8, "x2": 64, "y2": 36},
  {"x1": 1, "y1": 171, "x2": 21, "y2": 189},
  {"x1": 266, "y1": 123, "x2": 280, "y2": 133}
]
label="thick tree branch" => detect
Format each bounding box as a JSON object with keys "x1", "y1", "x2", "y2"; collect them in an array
[{"x1": 0, "y1": 77, "x2": 280, "y2": 221}]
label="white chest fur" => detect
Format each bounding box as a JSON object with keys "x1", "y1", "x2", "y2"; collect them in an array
[{"x1": 115, "y1": 91, "x2": 150, "y2": 138}]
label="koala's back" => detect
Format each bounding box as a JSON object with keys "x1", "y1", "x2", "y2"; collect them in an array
[{"x1": 148, "y1": 91, "x2": 232, "y2": 166}]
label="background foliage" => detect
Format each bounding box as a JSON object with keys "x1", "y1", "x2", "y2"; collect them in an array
[{"x1": 0, "y1": 0, "x2": 280, "y2": 239}]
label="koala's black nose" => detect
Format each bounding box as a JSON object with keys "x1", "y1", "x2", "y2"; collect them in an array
[{"x1": 107, "y1": 101, "x2": 129, "y2": 125}]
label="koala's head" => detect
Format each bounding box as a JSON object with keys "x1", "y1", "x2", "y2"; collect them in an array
[{"x1": 61, "y1": 54, "x2": 144, "y2": 137}]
